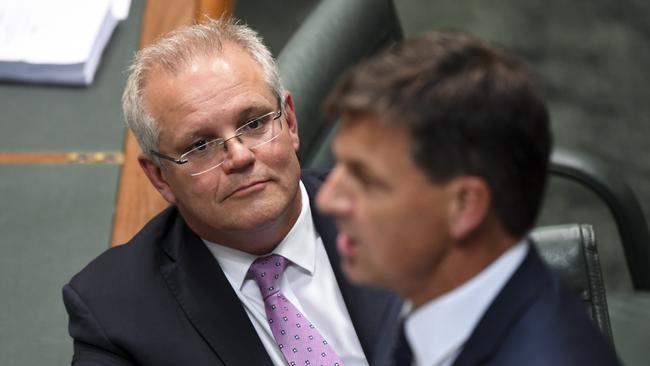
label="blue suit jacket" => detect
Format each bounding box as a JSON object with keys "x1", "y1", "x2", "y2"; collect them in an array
[
  {"x1": 63, "y1": 170, "x2": 402, "y2": 365},
  {"x1": 451, "y1": 245, "x2": 620, "y2": 366}
]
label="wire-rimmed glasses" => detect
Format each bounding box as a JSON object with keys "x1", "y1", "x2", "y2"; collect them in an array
[{"x1": 151, "y1": 108, "x2": 284, "y2": 176}]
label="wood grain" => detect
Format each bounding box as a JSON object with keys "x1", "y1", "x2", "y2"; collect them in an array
[
  {"x1": 197, "y1": 0, "x2": 234, "y2": 21},
  {"x1": 0, "y1": 152, "x2": 123, "y2": 164}
]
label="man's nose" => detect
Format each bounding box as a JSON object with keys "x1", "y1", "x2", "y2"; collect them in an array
[
  {"x1": 316, "y1": 168, "x2": 353, "y2": 216},
  {"x1": 221, "y1": 138, "x2": 255, "y2": 173}
]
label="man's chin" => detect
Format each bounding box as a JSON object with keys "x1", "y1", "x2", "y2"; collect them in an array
[
  {"x1": 234, "y1": 195, "x2": 301, "y2": 231},
  {"x1": 341, "y1": 259, "x2": 373, "y2": 285},
  {"x1": 224, "y1": 210, "x2": 283, "y2": 231}
]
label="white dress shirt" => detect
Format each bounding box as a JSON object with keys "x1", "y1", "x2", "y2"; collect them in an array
[
  {"x1": 404, "y1": 241, "x2": 529, "y2": 366},
  {"x1": 204, "y1": 181, "x2": 368, "y2": 366}
]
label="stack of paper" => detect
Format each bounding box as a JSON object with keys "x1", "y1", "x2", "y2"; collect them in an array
[{"x1": 0, "y1": 0, "x2": 131, "y2": 86}]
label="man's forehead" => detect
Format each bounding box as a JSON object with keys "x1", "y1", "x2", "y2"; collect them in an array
[
  {"x1": 144, "y1": 41, "x2": 258, "y2": 80},
  {"x1": 338, "y1": 114, "x2": 408, "y2": 141},
  {"x1": 338, "y1": 116, "x2": 423, "y2": 170},
  {"x1": 144, "y1": 49, "x2": 269, "y2": 106},
  {"x1": 335, "y1": 117, "x2": 403, "y2": 158}
]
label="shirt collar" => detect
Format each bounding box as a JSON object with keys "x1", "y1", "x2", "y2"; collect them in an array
[
  {"x1": 203, "y1": 181, "x2": 316, "y2": 290},
  {"x1": 405, "y1": 241, "x2": 529, "y2": 366}
]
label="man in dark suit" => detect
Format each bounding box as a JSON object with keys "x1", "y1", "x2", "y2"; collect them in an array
[
  {"x1": 62, "y1": 18, "x2": 401, "y2": 365},
  {"x1": 316, "y1": 32, "x2": 620, "y2": 365}
]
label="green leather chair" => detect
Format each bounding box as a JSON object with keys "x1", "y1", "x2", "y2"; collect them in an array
[
  {"x1": 276, "y1": 0, "x2": 403, "y2": 165},
  {"x1": 549, "y1": 149, "x2": 650, "y2": 365},
  {"x1": 530, "y1": 224, "x2": 614, "y2": 342}
]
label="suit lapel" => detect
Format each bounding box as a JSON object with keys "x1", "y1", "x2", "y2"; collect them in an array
[
  {"x1": 302, "y1": 171, "x2": 403, "y2": 364},
  {"x1": 452, "y1": 245, "x2": 549, "y2": 366},
  {"x1": 158, "y1": 210, "x2": 273, "y2": 366},
  {"x1": 154, "y1": 171, "x2": 402, "y2": 365}
]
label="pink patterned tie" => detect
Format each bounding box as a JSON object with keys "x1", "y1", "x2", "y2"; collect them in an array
[{"x1": 248, "y1": 254, "x2": 344, "y2": 366}]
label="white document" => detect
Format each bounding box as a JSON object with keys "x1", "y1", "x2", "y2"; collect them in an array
[{"x1": 0, "y1": 0, "x2": 132, "y2": 85}]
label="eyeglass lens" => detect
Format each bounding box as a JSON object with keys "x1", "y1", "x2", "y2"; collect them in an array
[{"x1": 187, "y1": 110, "x2": 283, "y2": 176}]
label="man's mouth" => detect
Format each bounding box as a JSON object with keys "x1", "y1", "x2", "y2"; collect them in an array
[
  {"x1": 226, "y1": 180, "x2": 270, "y2": 199},
  {"x1": 336, "y1": 231, "x2": 359, "y2": 259}
]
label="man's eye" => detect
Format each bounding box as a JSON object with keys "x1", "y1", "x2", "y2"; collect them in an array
[
  {"x1": 348, "y1": 164, "x2": 388, "y2": 191},
  {"x1": 241, "y1": 112, "x2": 275, "y2": 133},
  {"x1": 191, "y1": 140, "x2": 209, "y2": 151},
  {"x1": 355, "y1": 172, "x2": 374, "y2": 187},
  {"x1": 244, "y1": 117, "x2": 266, "y2": 131}
]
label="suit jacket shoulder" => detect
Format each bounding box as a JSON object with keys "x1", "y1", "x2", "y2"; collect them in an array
[
  {"x1": 63, "y1": 170, "x2": 402, "y2": 365},
  {"x1": 453, "y1": 246, "x2": 620, "y2": 366},
  {"x1": 63, "y1": 206, "x2": 269, "y2": 365}
]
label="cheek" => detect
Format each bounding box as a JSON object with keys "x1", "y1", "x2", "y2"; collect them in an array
[
  {"x1": 358, "y1": 196, "x2": 445, "y2": 274},
  {"x1": 263, "y1": 144, "x2": 301, "y2": 186},
  {"x1": 357, "y1": 200, "x2": 411, "y2": 258},
  {"x1": 172, "y1": 173, "x2": 223, "y2": 205},
  {"x1": 259, "y1": 136, "x2": 297, "y2": 166}
]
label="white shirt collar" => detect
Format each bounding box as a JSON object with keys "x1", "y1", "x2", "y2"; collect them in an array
[
  {"x1": 405, "y1": 241, "x2": 529, "y2": 366},
  {"x1": 203, "y1": 181, "x2": 316, "y2": 290}
]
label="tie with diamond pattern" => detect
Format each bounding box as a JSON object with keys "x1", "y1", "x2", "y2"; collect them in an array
[{"x1": 248, "y1": 254, "x2": 344, "y2": 366}]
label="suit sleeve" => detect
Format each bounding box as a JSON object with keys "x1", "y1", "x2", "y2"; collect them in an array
[{"x1": 62, "y1": 284, "x2": 134, "y2": 366}]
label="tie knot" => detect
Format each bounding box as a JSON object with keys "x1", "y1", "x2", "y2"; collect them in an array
[{"x1": 249, "y1": 254, "x2": 288, "y2": 299}]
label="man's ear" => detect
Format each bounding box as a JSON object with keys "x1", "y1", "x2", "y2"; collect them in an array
[
  {"x1": 283, "y1": 92, "x2": 300, "y2": 152},
  {"x1": 138, "y1": 153, "x2": 177, "y2": 204},
  {"x1": 447, "y1": 177, "x2": 491, "y2": 240}
]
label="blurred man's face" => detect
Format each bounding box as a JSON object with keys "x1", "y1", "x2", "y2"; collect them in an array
[
  {"x1": 317, "y1": 116, "x2": 457, "y2": 300},
  {"x1": 140, "y1": 44, "x2": 302, "y2": 254}
]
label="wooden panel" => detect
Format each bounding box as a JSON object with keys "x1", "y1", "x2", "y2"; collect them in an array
[
  {"x1": 0, "y1": 152, "x2": 123, "y2": 164},
  {"x1": 112, "y1": 132, "x2": 168, "y2": 246},
  {"x1": 197, "y1": 0, "x2": 234, "y2": 20},
  {"x1": 139, "y1": 0, "x2": 196, "y2": 47},
  {"x1": 111, "y1": 0, "x2": 235, "y2": 246}
]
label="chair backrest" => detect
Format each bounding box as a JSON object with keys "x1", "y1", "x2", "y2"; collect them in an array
[
  {"x1": 550, "y1": 148, "x2": 650, "y2": 291},
  {"x1": 530, "y1": 224, "x2": 613, "y2": 342},
  {"x1": 277, "y1": 0, "x2": 403, "y2": 167}
]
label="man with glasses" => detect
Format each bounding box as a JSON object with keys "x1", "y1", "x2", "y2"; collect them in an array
[
  {"x1": 317, "y1": 32, "x2": 620, "y2": 365},
  {"x1": 62, "y1": 18, "x2": 400, "y2": 366}
]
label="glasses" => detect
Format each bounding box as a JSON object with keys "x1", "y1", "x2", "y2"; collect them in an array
[{"x1": 151, "y1": 108, "x2": 283, "y2": 176}]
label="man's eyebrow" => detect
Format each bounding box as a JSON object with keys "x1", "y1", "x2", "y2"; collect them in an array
[
  {"x1": 346, "y1": 159, "x2": 375, "y2": 180},
  {"x1": 345, "y1": 157, "x2": 392, "y2": 190},
  {"x1": 173, "y1": 102, "x2": 275, "y2": 146},
  {"x1": 234, "y1": 103, "x2": 275, "y2": 122}
]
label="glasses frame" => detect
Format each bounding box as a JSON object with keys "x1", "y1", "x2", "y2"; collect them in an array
[{"x1": 150, "y1": 107, "x2": 284, "y2": 174}]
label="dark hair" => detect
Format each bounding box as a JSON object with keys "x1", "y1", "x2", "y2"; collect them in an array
[{"x1": 324, "y1": 32, "x2": 552, "y2": 237}]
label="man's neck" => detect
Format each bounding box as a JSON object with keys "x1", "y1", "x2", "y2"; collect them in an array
[{"x1": 407, "y1": 225, "x2": 518, "y2": 309}]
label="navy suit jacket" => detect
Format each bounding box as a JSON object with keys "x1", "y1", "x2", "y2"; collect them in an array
[
  {"x1": 451, "y1": 245, "x2": 620, "y2": 366},
  {"x1": 63, "y1": 170, "x2": 402, "y2": 365}
]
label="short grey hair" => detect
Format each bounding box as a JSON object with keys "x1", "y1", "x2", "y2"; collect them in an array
[{"x1": 122, "y1": 17, "x2": 285, "y2": 158}]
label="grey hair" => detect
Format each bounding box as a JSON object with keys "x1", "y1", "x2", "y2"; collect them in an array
[{"x1": 122, "y1": 17, "x2": 285, "y2": 159}]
